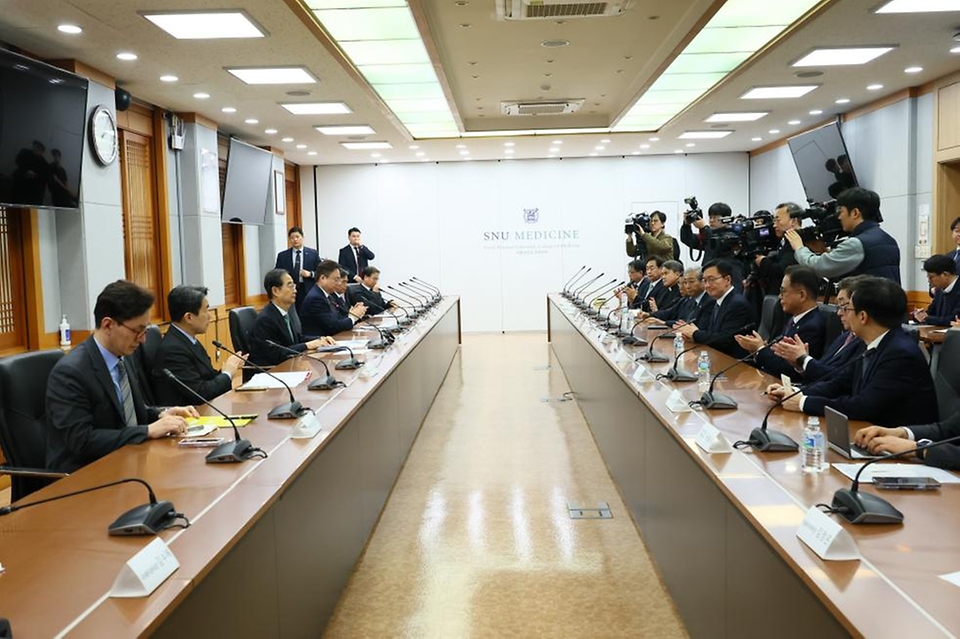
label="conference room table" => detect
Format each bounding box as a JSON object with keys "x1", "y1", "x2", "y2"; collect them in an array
[
  {"x1": 0, "y1": 297, "x2": 460, "y2": 638},
  {"x1": 547, "y1": 294, "x2": 960, "y2": 639}
]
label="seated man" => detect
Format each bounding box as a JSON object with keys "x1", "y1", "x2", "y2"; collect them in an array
[
  {"x1": 734, "y1": 265, "x2": 826, "y2": 381},
  {"x1": 645, "y1": 259, "x2": 682, "y2": 313},
  {"x1": 913, "y1": 254, "x2": 960, "y2": 326},
  {"x1": 347, "y1": 266, "x2": 394, "y2": 313},
  {"x1": 854, "y1": 412, "x2": 960, "y2": 471},
  {"x1": 619, "y1": 259, "x2": 650, "y2": 309},
  {"x1": 769, "y1": 275, "x2": 866, "y2": 382},
  {"x1": 249, "y1": 269, "x2": 335, "y2": 367},
  {"x1": 637, "y1": 256, "x2": 665, "y2": 312},
  {"x1": 643, "y1": 267, "x2": 714, "y2": 327},
  {"x1": 153, "y1": 285, "x2": 246, "y2": 405},
  {"x1": 767, "y1": 276, "x2": 938, "y2": 427},
  {"x1": 330, "y1": 268, "x2": 351, "y2": 318},
  {"x1": 301, "y1": 260, "x2": 368, "y2": 338},
  {"x1": 45, "y1": 280, "x2": 198, "y2": 472},
  {"x1": 675, "y1": 259, "x2": 755, "y2": 358}
]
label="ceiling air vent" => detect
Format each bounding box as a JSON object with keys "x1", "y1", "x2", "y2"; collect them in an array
[
  {"x1": 501, "y1": 99, "x2": 585, "y2": 116},
  {"x1": 497, "y1": 0, "x2": 631, "y2": 21}
]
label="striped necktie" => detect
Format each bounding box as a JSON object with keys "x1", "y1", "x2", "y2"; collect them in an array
[
  {"x1": 283, "y1": 313, "x2": 295, "y2": 342},
  {"x1": 116, "y1": 358, "x2": 138, "y2": 427}
]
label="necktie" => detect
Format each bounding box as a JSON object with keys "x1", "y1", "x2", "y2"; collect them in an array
[
  {"x1": 857, "y1": 349, "x2": 876, "y2": 392},
  {"x1": 710, "y1": 303, "x2": 721, "y2": 331},
  {"x1": 783, "y1": 317, "x2": 796, "y2": 336},
  {"x1": 283, "y1": 313, "x2": 294, "y2": 342},
  {"x1": 840, "y1": 331, "x2": 855, "y2": 349},
  {"x1": 294, "y1": 250, "x2": 302, "y2": 283},
  {"x1": 116, "y1": 358, "x2": 138, "y2": 427},
  {"x1": 354, "y1": 246, "x2": 361, "y2": 274}
]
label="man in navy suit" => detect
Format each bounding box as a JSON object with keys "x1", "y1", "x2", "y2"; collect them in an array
[
  {"x1": 913, "y1": 254, "x2": 960, "y2": 326},
  {"x1": 618, "y1": 259, "x2": 650, "y2": 309},
  {"x1": 675, "y1": 259, "x2": 756, "y2": 358},
  {"x1": 735, "y1": 265, "x2": 826, "y2": 382},
  {"x1": 347, "y1": 266, "x2": 395, "y2": 312},
  {"x1": 768, "y1": 276, "x2": 938, "y2": 427},
  {"x1": 301, "y1": 260, "x2": 368, "y2": 338},
  {"x1": 642, "y1": 267, "x2": 713, "y2": 327},
  {"x1": 338, "y1": 227, "x2": 375, "y2": 283},
  {"x1": 249, "y1": 269, "x2": 334, "y2": 367},
  {"x1": 855, "y1": 410, "x2": 960, "y2": 470},
  {"x1": 275, "y1": 227, "x2": 320, "y2": 312},
  {"x1": 644, "y1": 259, "x2": 682, "y2": 314}
]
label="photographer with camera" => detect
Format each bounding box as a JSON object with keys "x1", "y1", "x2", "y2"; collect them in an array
[
  {"x1": 625, "y1": 210, "x2": 674, "y2": 262},
  {"x1": 680, "y1": 199, "x2": 747, "y2": 288},
  {"x1": 785, "y1": 187, "x2": 900, "y2": 284},
  {"x1": 752, "y1": 202, "x2": 803, "y2": 297}
]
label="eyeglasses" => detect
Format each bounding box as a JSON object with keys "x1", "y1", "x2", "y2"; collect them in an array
[
  {"x1": 702, "y1": 275, "x2": 728, "y2": 284},
  {"x1": 116, "y1": 321, "x2": 149, "y2": 339},
  {"x1": 836, "y1": 304, "x2": 851, "y2": 314}
]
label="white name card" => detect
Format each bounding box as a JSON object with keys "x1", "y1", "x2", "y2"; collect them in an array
[
  {"x1": 665, "y1": 389, "x2": 693, "y2": 413},
  {"x1": 631, "y1": 363, "x2": 653, "y2": 382},
  {"x1": 797, "y1": 506, "x2": 860, "y2": 561},
  {"x1": 614, "y1": 348, "x2": 633, "y2": 365},
  {"x1": 291, "y1": 411, "x2": 322, "y2": 439},
  {"x1": 694, "y1": 422, "x2": 733, "y2": 453},
  {"x1": 110, "y1": 538, "x2": 179, "y2": 598},
  {"x1": 939, "y1": 571, "x2": 960, "y2": 588}
]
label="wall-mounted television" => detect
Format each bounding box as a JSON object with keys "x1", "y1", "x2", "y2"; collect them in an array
[
  {"x1": 787, "y1": 120, "x2": 858, "y2": 204},
  {"x1": 0, "y1": 48, "x2": 88, "y2": 210},
  {"x1": 221, "y1": 137, "x2": 272, "y2": 225}
]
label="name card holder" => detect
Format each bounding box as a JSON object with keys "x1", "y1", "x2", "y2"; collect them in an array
[
  {"x1": 797, "y1": 506, "x2": 860, "y2": 561},
  {"x1": 631, "y1": 363, "x2": 654, "y2": 382},
  {"x1": 291, "y1": 411, "x2": 322, "y2": 439},
  {"x1": 694, "y1": 422, "x2": 733, "y2": 452},
  {"x1": 666, "y1": 389, "x2": 693, "y2": 413},
  {"x1": 110, "y1": 538, "x2": 179, "y2": 598}
]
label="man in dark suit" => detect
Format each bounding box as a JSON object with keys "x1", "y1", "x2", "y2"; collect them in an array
[
  {"x1": 152, "y1": 286, "x2": 246, "y2": 405},
  {"x1": 768, "y1": 277, "x2": 938, "y2": 427},
  {"x1": 913, "y1": 254, "x2": 960, "y2": 326},
  {"x1": 45, "y1": 281, "x2": 198, "y2": 472},
  {"x1": 675, "y1": 259, "x2": 756, "y2": 357},
  {"x1": 301, "y1": 260, "x2": 368, "y2": 339},
  {"x1": 643, "y1": 267, "x2": 714, "y2": 327},
  {"x1": 275, "y1": 226, "x2": 320, "y2": 312},
  {"x1": 735, "y1": 265, "x2": 827, "y2": 382},
  {"x1": 631, "y1": 256, "x2": 664, "y2": 311},
  {"x1": 644, "y1": 259, "x2": 682, "y2": 314},
  {"x1": 855, "y1": 411, "x2": 960, "y2": 470},
  {"x1": 331, "y1": 268, "x2": 352, "y2": 317},
  {"x1": 249, "y1": 269, "x2": 335, "y2": 367},
  {"x1": 337, "y1": 227, "x2": 375, "y2": 283},
  {"x1": 347, "y1": 266, "x2": 394, "y2": 312}
]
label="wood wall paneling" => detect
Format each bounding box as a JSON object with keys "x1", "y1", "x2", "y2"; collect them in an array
[{"x1": 0, "y1": 208, "x2": 27, "y2": 354}]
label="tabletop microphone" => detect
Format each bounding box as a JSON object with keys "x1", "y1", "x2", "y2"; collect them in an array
[
  {"x1": 695, "y1": 323, "x2": 763, "y2": 409},
  {"x1": 658, "y1": 322, "x2": 756, "y2": 383},
  {"x1": 586, "y1": 280, "x2": 624, "y2": 316},
  {"x1": 385, "y1": 285, "x2": 425, "y2": 313},
  {"x1": 365, "y1": 299, "x2": 410, "y2": 330},
  {"x1": 411, "y1": 277, "x2": 441, "y2": 297},
  {"x1": 405, "y1": 279, "x2": 439, "y2": 303},
  {"x1": 573, "y1": 272, "x2": 605, "y2": 306},
  {"x1": 0, "y1": 477, "x2": 186, "y2": 536},
  {"x1": 316, "y1": 344, "x2": 364, "y2": 370},
  {"x1": 163, "y1": 369, "x2": 262, "y2": 463},
  {"x1": 561, "y1": 265, "x2": 587, "y2": 295},
  {"x1": 637, "y1": 332, "x2": 674, "y2": 362},
  {"x1": 831, "y1": 434, "x2": 960, "y2": 525},
  {"x1": 265, "y1": 340, "x2": 341, "y2": 390},
  {"x1": 581, "y1": 279, "x2": 617, "y2": 312},
  {"x1": 212, "y1": 340, "x2": 304, "y2": 419},
  {"x1": 357, "y1": 317, "x2": 393, "y2": 349},
  {"x1": 564, "y1": 267, "x2": 591, "y2": 298},
  {"x1": 384, "y1": 293, "x2": 420, "y2": 318},
  {"x1": 399, "y1": 282, "x2": 433, "y2": 306},
  {"x1": 620, "y1": 319, "x2": 648, "y2": 346}
]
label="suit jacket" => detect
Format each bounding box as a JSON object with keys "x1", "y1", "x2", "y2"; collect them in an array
[
  {"x1": 651, "y1": 292, "x2": 713, "y2": 326},
  {"x1": 925, "y1": 282, "x2": 960, "y2": 326},
  {"x1": 692, "y1": 289, "x2": 756, "y2": 358},
  {"x1": 754, "y1": 241, "x2": 797, "y2": 296},
  {"x1": 642, "y1": 282, "x2": 679, "y2": 313},
  {"x1": 301, "y1": 285, "x2": 354, "y2": 339},
  {"x1": 152, "y1": 326, "x2": 231, "y2": 405},
  {"x1": 249, "y1": 302, "x2": 311, "y2": 367},
  {"x1": 910, "y1": 410, "x2": 960, "y2": 470},
  {"x1": 628, "y1": 277, "x2": 652, "y2": 310},
  {"x1": 802, "y1": 328, "x2": 938, "y2": 427},
  {"x1": 329, "y1": 293, "x2": 349, "y2": 318},
  {"x1": 801, "y1": 331, "x2": 866, "y2": 382},
  {"x1": 45, "y1": 337, "x2": 161, "y2": 472},
  {"x1": 338, "y1": 244, "x2": 375, "y2": 282},
  {"x1": 347, "y1": 283, "x2": 390, "y2": 312},
  {"x1": 276, "y1": 246, "x2": 320, "y2": 288},
  {"x1": 754, "y1": 307, "x2": 827, "y2": 382}
]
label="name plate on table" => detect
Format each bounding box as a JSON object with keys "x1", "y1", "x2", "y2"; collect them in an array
[
  {"x1": 666, "y1": 389, "x2": 693, "y2": 413},
  {"x1": 631, "y1": 363, "x2": 654, "y2": 382},
  {"x1": 797, "y1": 507, "x2": 860, "y2": 561},
  {"x1": 110, "y1": 538, "x2": 179, "y2": 598},
  {"x1": 694, "y1": 422, "x2": 733, "y2": 453},
  {"x1": 291, "y1": 411, "x2": 322, "y2": 439}
]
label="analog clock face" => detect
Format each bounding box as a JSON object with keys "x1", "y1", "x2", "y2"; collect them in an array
[{"x1": 90, "y1": 106, "x2": 117, "y2": 165}]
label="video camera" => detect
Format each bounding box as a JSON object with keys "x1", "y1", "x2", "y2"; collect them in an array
[
  {"x1": 708, "y1": 211, "x2": 778, "y2": 257},
  {"x1": 792, "y1": 200, "x2": 845, "y2": 247},
  {"x1": 683, "y1": 196, "x2": 702, "y2": 225},
  {"x1": 624, "y1": 212, "x2": 651, "y2": 235}
]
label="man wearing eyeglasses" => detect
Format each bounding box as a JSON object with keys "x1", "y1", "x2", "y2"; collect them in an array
[
  {"x1": 675, "y1": 259, "x2": 755, "y2": 357},
  {"x1": 45, "y1": 280, "x2": 199, "y2": 473}
]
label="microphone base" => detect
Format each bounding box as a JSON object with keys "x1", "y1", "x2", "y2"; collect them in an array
[
  {"x1": 699, "y1": 391, "x2": 738, "y2": 410},
  {"x1": 664, "y1": 367, "x2": 698, "y2": 382},
  {"x1": 108, "y1": 500, "x2": 177, "y2": 535},
  {"x1": 206, "y1": 438, "x2": 255, "y2": 463},
  {"x1": 367, "y1": 339, "x2": 387, "y2": 350},
  {"x1": 585, "y1": 309, "x2": 600, "y2": 316},
  {"x1": 308, "y1": 375, "x2": 340, "y2": 391},
  {"x1": 831, "y1": 489, "x2": 904, "y2": 525},
  {"x1": 637, "y1": 352, "x2": 669, "y2": 363},
  {"x1": 267, "y1": 401, "x2": 305, "y2": 420},
  {"x1": 621, "y1": 336, "x2": 648, "y2": 346},
  {"x1": 335, "y1": 358, "x2": 364, "y2": 370},
  {"x1": 748, "y1": 427, "x2": 799, "y2": 452}
]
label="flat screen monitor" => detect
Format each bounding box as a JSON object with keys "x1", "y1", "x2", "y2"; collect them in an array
[
  {"x1": 787, "y1": 120, "x2": 858, "y2": 204},
  {"x1": 0, "y1": 48, "x2": 88, "y2": 210},
  {"x1": 221, "y1": 137, "x2": 272, "y2": 225}
]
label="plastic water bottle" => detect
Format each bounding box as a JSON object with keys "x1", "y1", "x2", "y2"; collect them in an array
[
  {"x1": 697, "y1": 351, "x2": 711, "y2": 391},
  {"x1": 59, "y1": 314, "x2": 71, "y2": 349},
  {"x1": 802, "y1": 416, "x2": 826, "y2": 473},
  {"x1": 619, "y1": 291, "x2": 629, "y2": 332},
  {"x1": 674, "y1": 332, "x2": 685, "y2": 357}
]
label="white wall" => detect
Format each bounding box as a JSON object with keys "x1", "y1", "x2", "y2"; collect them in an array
[{"x1": 314, "y1": 153, "x2": 749, "y2": 332}]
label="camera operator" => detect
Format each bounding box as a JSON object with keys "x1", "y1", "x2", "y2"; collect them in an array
[
  {"x1": 625, "y1": 210, "x2": 674, "y2": 262},
  {"x1": 785, "y1": 187, "x2": 900, "y2": 284},
  {"x1": 752, "y1": 202, "x2": 803, "y2": 297},
  {"x1": 680, "y1": 200, "x2": 747, "y2": 289}
]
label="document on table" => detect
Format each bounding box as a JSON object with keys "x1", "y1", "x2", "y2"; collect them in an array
[
  {"x1": 831, "y1": 463, "x2": 960, "y2": 484},
  {"x1": 238, "y1": 371, "x2": 310, "y2": 391}
]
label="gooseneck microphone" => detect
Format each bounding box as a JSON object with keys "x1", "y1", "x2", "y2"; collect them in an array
[
  {"x1": 411, "y1": 277, "x2": 441, "y2": 297},
  {"x1": 586, "y1": 280, "x2": 624, "y2": 316},
  {"x1": 404, "y1": 280, "x2": 438, "y2": 303},
  {"x1": 163, "y1": 369, "x2": 264, "y2": 463},
  {"x1": 573, "y1": 272, "x2": 605, "y2": 306},
  {"x1": 399, "y1": 282, "x2": 433, "y2": 307},
  {"x1": 831, "y1": 434, "x2": 960, "y2": 525},
  {"x1": 561, "y1": 266, "x2": 588, "y2": 295},
  {"x1": 659, "y1": 342, "x2": 703, "y2": 383},
  {"x1": 564, "y1": 267, "x2": 592, "y2": 298},
  {"x1": 637, "y1": 332, "x2": 674, "y2": 362},
  {"x1": 357, "y1": 317, "x2": 393, "y2": 349},
  {"x1": 212, "y1": 340, "x2": 304, "y2": 419},
  {"x1": 317, "y1": 344, "x2": 364, "y2": 370},
  {"x1": 580, "y1": 279, "x2": 617, "y2": 312},
  {"x1": 0, "y1": 477, "x2": 187, "y2": 536},
  {"x1": 385, "y1": 286, "x2": 425, "y2": 313},
  {"x1": 694, "y1": 325, "x2": 767, "y2": 409},
  {"x1": 265, "y1": 339, "x2": 342, "y2": 390},
  {"x1": 365, "y1": 299, "x2": 410, "y2": 329}
]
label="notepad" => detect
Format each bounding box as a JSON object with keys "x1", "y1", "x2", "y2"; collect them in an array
[
  {"x1": 238, "y1": 371, "x2": 310, "y2": 391},
  {"x1": 186, "y1": 415, "x2": 256, "y2": 432},
  {"x1": 832, "y1": 463, "x2": 960, "y2": 484}
]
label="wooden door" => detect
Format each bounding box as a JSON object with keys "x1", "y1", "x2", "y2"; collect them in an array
[{"x1": 0, "y1": 207, "x2": 27, "y2": 352}]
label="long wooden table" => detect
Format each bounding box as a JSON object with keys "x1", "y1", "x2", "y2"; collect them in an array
[
  {"x1": 548, "y1": 294, "x2": 960, "y2": 639},
  {"x1": 0, "y1": 297, "x2": 460, "y2": 637}
]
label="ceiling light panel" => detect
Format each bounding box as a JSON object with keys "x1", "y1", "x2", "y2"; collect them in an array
[
  {"x1": 281, "y1": 102, "x2": 352, "y2": 114},
  {"x1": 740, "y1": 85, "x2": 819, "y2": 99},
  {"x1": 339, "y1": 39, "x2": 429, "y2": 65},
  {"x1": 342, "y1": 141, "x2": 393, "y2": 149},
  {"x1": 308, "y1": 0, "x2": 406, "y2": 8},
  {"x1": 876, "y1": 0, "x2": 960, "y2": 13},
  {"x1": 227, "y1": 67, "x2": 318, "y2": 84},
  {"x1": 357, "y1": 63, "x2": 437, "y2": 84},
  {"x1": 374, "y1": 83, "x2": 445, "y2": 100},
  {"x1": 709, "y1": 0, "x2": 820, "y2": 27},
  {"x1": 315, "y1": 8, "x2": 419, "y2": 40},
  {"x1": 669, "y1": 52, "x2": 752, "y2": 74},
  {"x1": 793, "y1": 47, "x2": 895, "y2": 67},
  {"x1": 316, "y1": 125, "x2": 376, "y2": 135},
  {"x1": 679, "y1": 131, "x2": 733, "y2": 139},
  {"x1": 685, "y1": 26, "x2": 783, "y2": 54},
  {"x1": 142, "y1": 11, "x2": 266, "y2": 39},
  {"x1": 705, "y1": 112, "x2": 768, "y2": 122}
]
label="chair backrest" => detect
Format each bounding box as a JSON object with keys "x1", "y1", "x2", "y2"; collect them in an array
[
  {"x1": 818, "y1": 303, "x2": 843, "y2": 354},
  {"x1": 934, "y1": 330, "x2": 960, "y2": 420},
  {"x1": 229, "y1": 306, "x2": 257, "y2": 353},
  {"x1": 758, "y1": 295, "x2": 782, "y2": 341},
  {"x1": 132, "y1": 325, "x2": 162, "y2": 405},
  {"x1": 0, "y1": 349, "x2": 65, "y2": 501}
]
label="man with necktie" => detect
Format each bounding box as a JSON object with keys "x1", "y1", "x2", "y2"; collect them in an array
[
  {"x1": 347, "y1": 266, "x2": 395, "y2": 312},
  {"x1": 642, "y1": 267, "x2": 715, "y2": 327},
  {"x1": 338, "y1": 227, "x2": 375, "y2": 283},
  {"x1": 152, "y1": 285, "x2": 247, "y2": 405},
  {"x1": 675, "y1": 259, "x2": 755, "y2": 357},
  {"x1": 914, "y1": 254, "x2": 960, "y2": 326},
  {"x1": 301, "y1": 260, "x2": 368, "y2": 338},
  {"x1": 275, "y1": 227, "x2": 320, "y2": 312},
  {"x1": 45, "y1": 280, "x2": 199, "y2": 473}
]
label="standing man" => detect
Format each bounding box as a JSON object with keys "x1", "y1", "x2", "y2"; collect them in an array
[
  {"x1": 302, "y1": 260, "x2": 368, "y2": 338},
  {"x1": 249, "y1": 269, "x2": 335, "y2": 367},
  {"x1": 753, "y1": 202, "x2": 802, "y2": 297},
  {"x1": 276, "y1": 227, "x2": 320, "y2": 312},
  {"x1": 338, "y1": 227, "x2": 375, "y2": 283},
  {"x1": 914, "y1": 254, "x2": 960, "y2": 326},
  {"x1": 675, "y1": 259, "x2": 755, "y2": 358}
]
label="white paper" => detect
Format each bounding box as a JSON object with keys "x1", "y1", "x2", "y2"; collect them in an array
[
  {"x1": 665, "y1": 389, "x2": 692, "y2": 413},
  {"x1": 797, "y1": 507, "x2": 860, "y2": 561},
  {"x1": 695, "y1": 423, "x2": 733, "y2": 453},
  {"x1": 831, "y1": 463, "x2": 960, "y2": 484},
  {"x1": 291, "y1": 412, "x2": 322, "y2": 439},
  {"x1": 939, "y1": 571, "x2": 960, "y2": 587},
  {"x1": 110, "y1": 538, "x2": 179, "y2": 598},
  {"x1": 239, "y1": 371, "x2": 310, "y2": 391}
]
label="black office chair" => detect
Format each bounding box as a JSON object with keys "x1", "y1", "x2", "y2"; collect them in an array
[
  {"x1": 933, "y1": 330, "x2": 960, "y2": 420},
  {"x1": 0, "y1": 350, "x2": 70, "y2": 502},
  {"x1": 132, "y1": 324, "x2": 162, "y2": 405},
  {"x1": 758, "y1": 295, "x2": 783, "y2": 341},
  {"x1": 818, "y1": 303, "x2": 843, "y2": 356},
  {"x1": 228, "y1": 306, "x2": 257, "y2": 354}
]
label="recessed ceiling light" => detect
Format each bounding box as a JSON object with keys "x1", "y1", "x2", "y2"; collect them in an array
[
  {"x1": 58, "y1": 24, "x2": 82, "y2": 34},
  {"x1": 552, "y1": 140, "x2": 563, "y2": 144},
  {"x1": 867, "y1": 83, "x2": 884, "y2": 91},
  {"x1": 788, "y1": 120, "x2": 801, "y2": 125},
  {"x1": 595, "y1": 145, "x2": 605, "y2": 150},
  {"x1": 456, "y1": 144, "x2": 467, "y2": 149},
  {"x1": 793, "y1": 47, "x2": 895, "y2": 67},
  {"x1": 649, "y1": 137, "x2": 660, "y2": 142},
  {"x1": 265, "y1": 129, "x2": 277, "y2": 134},
  {"x1": 296, "y1": 144, "x2": 307, "y2": 149},
  {"x1": 541, "y1": 39, "x2": 570, "y2": 48},
  {"x1": 281, "y1": 102, "x2": 351, "y2": 115},
  {"x1": 459, "y1": 150, "x2": 470, "y2": 155},
  {"x1": 631, "y1": 151, "x2": 640, "y2": 155},
  {"x1": 904, "y1": 66, "x2": 923, "y2": 74},
  {"x1": 245, "y1": 118, "x2": 259, "y2": 124},
  {"x1": 142, "y1": 11, "x2": 266, "y2": 40},
  {"x1": 600, "y1": 138, "x2": 611, "y2": 143},
  {"x1": 159, "y1": 75, "x2": 178, "y2": 83},
  {"x1": 835, "y1": 98, "x2": 850, "y2": 104},
  {"x1": 315, "y1": 125, "x2": 376, "y2": 136},
  {"x1": 342, "y1": 141, "x2": 393, "y2": 150},
  {"x1": 221, "y1": 107, "x2": 236, "y2": 113},
  {"x1": 678, "y1": 130, "x2": 733, "y2": 139},
  {"x1": 307, "y1": 151, "x2": 318, "y2": 157},
  {"x1": 741, "y1": 85, "x2": 819, "y2": 100},
  {"x1": 371, "y1": 152, "x2": 382, "y2": 158},
  {"x1": 952, "y1": 46, "x2": 960, "y2": 54},
  {"x1": 685, "y1": 143, "x2": 696, "y2": 147},
  {"x1": 503, "y1": 142, "x2": 515, "y2": 147},
  {"x1": 117, "y1": 52, "x2": 138, "y2": 61},
  {"x1": 226, "y1": 67, "x2": 317, "y2": 85},
  {"x1": 809, "y1": 109, "x2": 823, "y2": 115},
  {"x1": 193, "y1": 92, "x2": 210, "y2": 99},
  {"x1": 589, "y1": 152, "x2": 598, "y2": 157},
  {"x1": 409, "y1": 145, "x2": 419, "y2": 149},
  {"x1": 674, "y1": 150, "x2": 683, "y2": 154},
  {"x1": 549, "y1": 154, "x2": 558, "y2": 158},
  {"x1": 281, "y1": 137, "x2": 294, "y2": 142},
  {"x1": 415, "y1": 151, "x2": 425, "y2": 157},
  {"x1": 549, "y1": 147, "x2": 560, "y2": 153},
  {"x1": 705, "y1": 112, "x2": 768, "y2": 122},
  {"x1": 640, "y1": 144, "x2": 650, "y2": 149},
  {"x1": 769, "y1": 129, "x2": 781, "y2": 134},
  {"x1": 876, "y1": 0, "x2": 960, "y2": 13},
  {"x1": 751, "y1": 137, "x2": 762, "y2": 141},
  {"x1": 504, "y1": 148, "x2": 514, "y2": 153}
]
